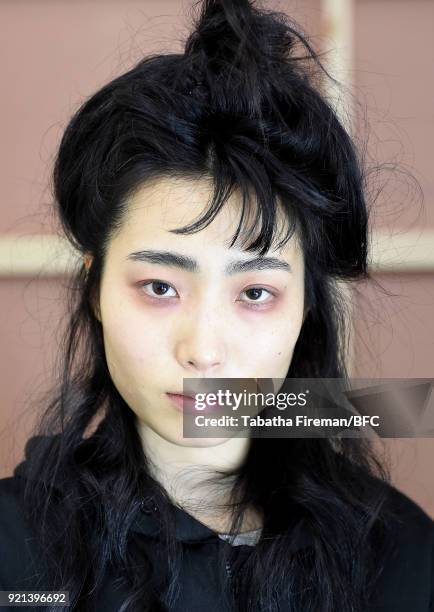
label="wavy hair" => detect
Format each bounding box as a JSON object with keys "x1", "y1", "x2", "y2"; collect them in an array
[{"x1": 19, "y1": 1, "x2": 400, "y2": 610}]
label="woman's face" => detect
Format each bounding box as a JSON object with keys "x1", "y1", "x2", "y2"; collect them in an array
[{"x1": 96, "y1": 176, "x2": 306, "y2": 447}]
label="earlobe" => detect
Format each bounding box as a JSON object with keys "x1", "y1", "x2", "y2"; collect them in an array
[{"x1": 83, "y1": 252, "x2": 93, "y2": 271}]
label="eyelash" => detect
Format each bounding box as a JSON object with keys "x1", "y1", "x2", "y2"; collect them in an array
[{"x1": 138, "y1": 280, "x2": 277, "y2": 309}]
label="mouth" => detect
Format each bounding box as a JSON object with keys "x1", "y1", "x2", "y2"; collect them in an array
[
  {"x1": 167, "y1": 391, "x2": 196, "y2": 399},
  {"x1": 165, "y1": 391, "x2": 222, "y2": 414},
  {"x1": 166, "y1": 392, "x2": 198, "y2": 414}
]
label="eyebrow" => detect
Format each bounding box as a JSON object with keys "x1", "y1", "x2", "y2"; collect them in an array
[{"x1": 126, "y1": 249, "x2": 292, "y2": 275}]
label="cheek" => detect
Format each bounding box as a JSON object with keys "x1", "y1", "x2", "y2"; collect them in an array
[
  {"x1": 101, "y1": 304, "x2": 165, "y2": 377},
  {"x1": 243, "y1": 312, "x2": 303, "y2": 374},
  {"x1": 101, "y1": 316, "x2": 165, "y2": 415}
]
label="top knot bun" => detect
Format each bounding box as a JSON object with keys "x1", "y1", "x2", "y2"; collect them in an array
[{"x1": 183, "y1": 0, "x2": 321, "y2": 117}]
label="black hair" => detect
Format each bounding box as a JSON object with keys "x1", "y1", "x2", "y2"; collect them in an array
[{"x1": 18, "y1": 1, "x2": 402, "y2": 610}]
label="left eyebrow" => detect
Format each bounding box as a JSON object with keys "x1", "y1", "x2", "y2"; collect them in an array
[{"x1": 126, "y1": 249, "x2": 292, "y2": 275}]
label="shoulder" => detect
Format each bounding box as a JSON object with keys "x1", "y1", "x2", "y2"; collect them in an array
[
  {"x1": 0, "y1": 474, "x2": 32, "y2": 530},
  {"x1": 0, "y1": 475, "x2": 29, "y2": 533},
  {"x1": 382, "y1": 480, "x2": 434, "y2": 545},
  {"x1": 371, "y1": 481, "x2": 434, "y2": 610},
  {"x1": 378, "y1": 480, "x2": 434, "y2": 567},
  {"x1": 0, "y1": 475, "x2": 44, "y2": 591}
]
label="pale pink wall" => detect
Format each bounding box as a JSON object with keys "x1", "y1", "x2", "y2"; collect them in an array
[
  {"x1": 354, "y1": 0, "x2": 434, "y2": 231},
  {"x1": 352, "y1": 0, "x2": 434, "y2": 517},
  {"x1": 0, "y1": 276, "x2": 66, "y2": 464},
  {"x1": 0, "y1": 1, "x2": 433, "y2": 517},
  {"x1": 352, "y1": 273, "x2": 434, "y2": 378}
]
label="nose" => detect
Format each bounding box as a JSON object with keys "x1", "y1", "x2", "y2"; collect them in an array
[{"x1": 174, "y1": 310, "x2": 226, "y2": 374}]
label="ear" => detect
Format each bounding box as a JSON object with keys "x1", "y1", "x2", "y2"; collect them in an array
[{"x1": 83, "y1": 253, "x2": 93, "y2": 271}]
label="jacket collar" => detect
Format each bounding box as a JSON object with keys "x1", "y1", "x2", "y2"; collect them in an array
[
  {"x1": 131, "y1": 496, "x2": 221, "y2": 544},
  {"x1": 131, "y1": 494, "x2": 314, "y2": 551}
]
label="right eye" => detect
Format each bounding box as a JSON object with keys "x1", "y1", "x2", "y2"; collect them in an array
[{"x1": 139, "y1": 280, "x2": 178, "y2": 299}]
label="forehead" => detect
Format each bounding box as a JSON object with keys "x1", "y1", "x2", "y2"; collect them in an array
[{"x1": 114, "y1": 175, "x2": 301, "y2": 258}]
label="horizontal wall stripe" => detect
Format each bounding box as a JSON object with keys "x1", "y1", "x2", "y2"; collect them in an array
[
  {"x1": 0, "y1": 234, "x2": 80, "y2": 276},
  {"x1": 368, "y1": 230, "x2": 434, "y2": 273},
  {"x1": 0, "y1": 232, "x2": 433, "y2": 276}
]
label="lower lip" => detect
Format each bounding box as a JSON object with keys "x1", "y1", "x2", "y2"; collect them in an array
[{"x1": 166, "y1": 393, "x2": 220, "y2": 414}]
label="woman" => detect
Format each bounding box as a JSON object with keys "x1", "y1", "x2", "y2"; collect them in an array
[{"x1": 0, "y1": 0, "x2": 433, "y2": 610}]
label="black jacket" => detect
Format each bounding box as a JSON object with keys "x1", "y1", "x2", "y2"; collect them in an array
[{"x1": 0, "y1": 439, "x2": 433, "y2": 611}]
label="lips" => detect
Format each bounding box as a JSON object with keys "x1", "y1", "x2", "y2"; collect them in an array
[
  {"x1": 166, "y1": 391, "x2": 223, "y2": 414},
  {"x1": 169, "y1": 392, "x2": 195, "y2": 399},
  {"x1": 166, "y1": 392, "x2": 198, "y2": 414}
]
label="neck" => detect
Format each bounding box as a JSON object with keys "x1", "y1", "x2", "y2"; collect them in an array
[{"x1": 137, "y1": 423, "x2": 261, "y2": 532}]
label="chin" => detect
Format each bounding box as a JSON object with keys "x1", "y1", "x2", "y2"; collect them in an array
[{"x1": 172, "y1": 435, "x2": 233, "y2": 448}]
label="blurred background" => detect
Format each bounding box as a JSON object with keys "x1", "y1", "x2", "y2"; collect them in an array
[{"x1": 0, "y1": 0, "x2": 433, "y2": 516}]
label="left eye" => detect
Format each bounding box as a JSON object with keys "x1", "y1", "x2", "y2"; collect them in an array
[{"x1": 240, "y1": 287, "x2": 273, "y2": 304}]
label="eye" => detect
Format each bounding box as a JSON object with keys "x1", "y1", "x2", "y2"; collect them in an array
[
  {"x1": 138, "y1": 281, "x2": 277, "y2": 307},
  {"x1": 139, "y1": 280, "x2": 178, "y2": 299},
  {"x1": 239, "y1": 286, "x2": 275, "y2": 307}
]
